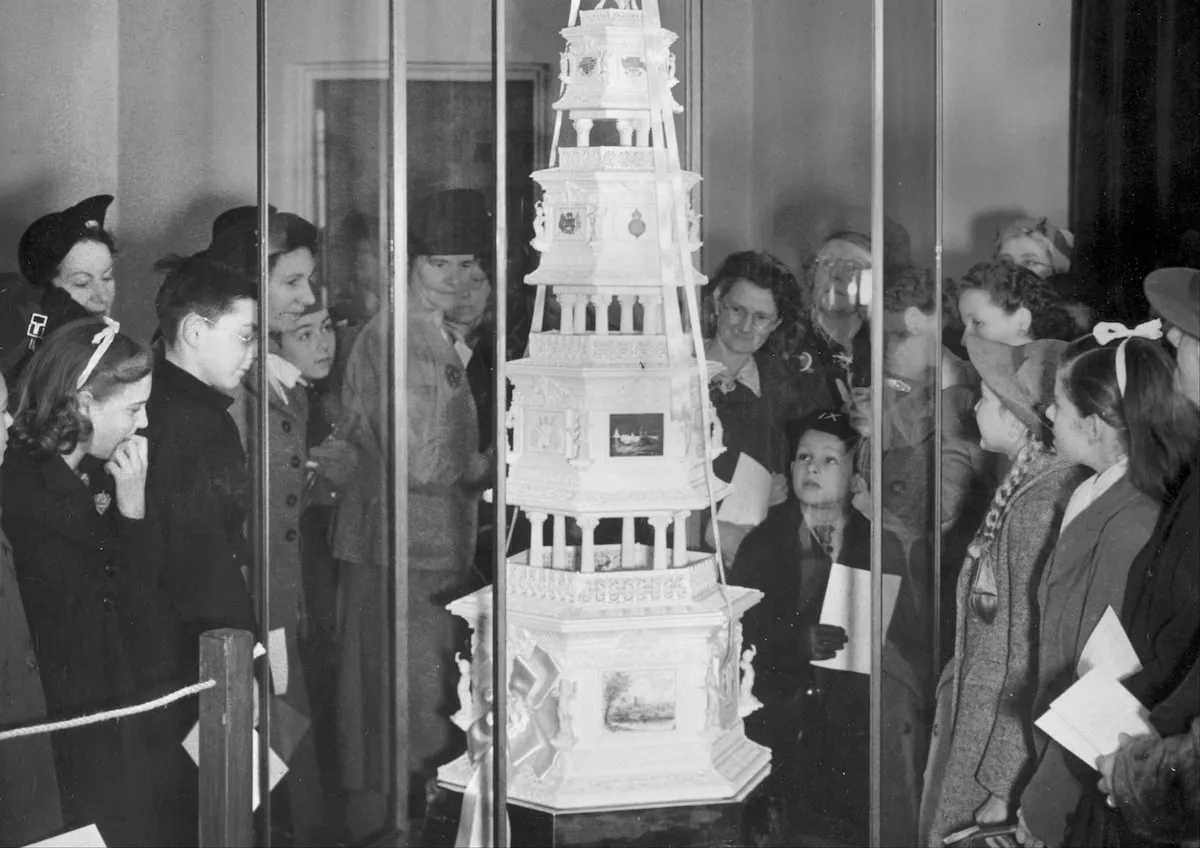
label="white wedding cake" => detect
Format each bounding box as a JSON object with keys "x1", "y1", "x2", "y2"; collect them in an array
[{"x1": 437, "y1": 0, "x2": 770, "y2": 813}]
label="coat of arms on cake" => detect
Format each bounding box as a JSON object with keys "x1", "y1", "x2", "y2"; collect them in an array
[{"x1": 438, "y1": 0, "x2": 770, "y2": 814}]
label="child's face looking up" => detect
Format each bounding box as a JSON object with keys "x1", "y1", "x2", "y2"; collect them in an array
[{"x1": 791, "y1": 429, "x2": 854, "y2": 508}]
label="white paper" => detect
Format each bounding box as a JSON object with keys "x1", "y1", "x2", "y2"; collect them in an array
[
  {"x1": 1077, "y1": 606, "x2": 1142, "y2": 681},
  {"x1": 1035, "y1": 668, "x2": 1155, "y2": 770},
  {"x1": 253, "y1": 642, "x2": 266, "y2": 660},
  {"x1": 810, "y1": 563, "x2": 901, "y2": 675},
  {"x1": 716, "y1": 453, "x2": 772, "y2": 526},
  {"x1": 268, "y1": 627, "x2": 288, "y2": 696},
  {"x1": 182, "y1": 722, "x2": 288, "y2": 810},
  {"x1": 26, "y1": 825, "x2": 106, "y2": 848}
]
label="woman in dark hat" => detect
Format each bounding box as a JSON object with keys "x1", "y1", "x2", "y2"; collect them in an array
[
  {"x1": 1, "y1": 195, "x2": 116, "y2": 383},
  {"x1": 334, "y1": 187, "x2": 493, "y2": 834}
]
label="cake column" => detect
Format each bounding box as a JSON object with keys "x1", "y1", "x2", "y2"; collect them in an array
[
  {"x1": 616, "y1": 119, "x2": 635, "y2": 147},
  {"x1": 644, "y1": 293, "x2": 663, "y2": 334},
  {"x1": 552, "y1": 515, "x2": 567, "y2": 569},
  {"x1": 672, "y1": 511, "x2": 688, "y2": 566},
  {"x1": 528, "y1": 511, "x2": 547, "y2": 568},
  {"x1": 621, "y1": 516, "x2": 636, "y2": 567},
  {"x1": 650, "y1": 514, "x2": 670, "y2": 570},
  {"x1": 592, "y1": 295, "x2": 609, "y2": 335},
  {"x1": 573, "y1": 117, "x2": 594, "y2": 147},
  {"x1": 579, "y1": 516, "x2": 598, "y2": 573},
  {"x1": 618, "y1": 295, "x2": 636, "y2": 333},
  {"x1": 559, "y1": 293, "x2": 576, "y2": 334},
  {"x1": 573, "y1": 295, "x2": 588, "y2": 334}
]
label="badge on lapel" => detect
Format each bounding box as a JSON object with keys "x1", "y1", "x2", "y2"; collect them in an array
[{"x1": 446, "y1": 363, "x2": 463, "y2": 389}]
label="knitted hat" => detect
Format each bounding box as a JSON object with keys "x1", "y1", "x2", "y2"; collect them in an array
[
  {"x1": 18, "y1": 195, "x2": 114, "y2": 288},
  {"x1": 996, "y1": 217, "x2": 1074, "y2": 274},
  {"x1": 409, "y1": 189, "x2": 492, "y2": 259},
  {"x1": 966, "y1": 335, "x2": 1067, "y2": 439},
  {"x1": 1144, "y1": 267, "x2": 1200, "y2": 340}
]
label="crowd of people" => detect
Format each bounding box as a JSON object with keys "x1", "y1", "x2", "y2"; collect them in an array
[{"x1": 0, "y1": 190, "x2": 1195, "y2": 848}]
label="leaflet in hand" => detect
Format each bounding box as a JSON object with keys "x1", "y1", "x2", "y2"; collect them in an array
[
  {"x1": 716, "y1": 453, "x2": 771, "y2": 526},
  {"x1": 1076, "y1": 606, "x2": 1141, "y2": 681},
  {"x1": 810, "y1": 562, "x2": 901, "y2": 675},
  {"x1": 1034, "y1": 668, "x2": 1154, "y2": 770}
]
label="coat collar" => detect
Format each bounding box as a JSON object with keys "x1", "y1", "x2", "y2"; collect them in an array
[
  {"x1": 155, "y1": 355, "x2": 234, "y2": 413},
  {"x1": 1059, "y1": 472, "x2": 1152, "y2": 539},
  {"x1": 3, "y1": 447, "x2": 113, "y2": 550}
]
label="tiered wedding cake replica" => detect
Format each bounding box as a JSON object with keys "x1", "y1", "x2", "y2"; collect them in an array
[{"x1": 437, "y1": 0, "x2": 770, "y2": 813}]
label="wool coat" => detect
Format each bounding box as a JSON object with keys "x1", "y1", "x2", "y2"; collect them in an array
[
  {"x1": 1065, "y1": 461, "x2": 1200, "y2": 847},
  {"x1": 1019, "y1": 474, "x2": 1159, "y2": 846},
  {"x1": 0, "y1": 520, "x2": 63, "y2": 846},
  {"x1": 1, "y1": 447, "x2": 180, "y2": 846},
  {"x1": 919, "y1": 452, "x2": 1087, "y2": 847}
]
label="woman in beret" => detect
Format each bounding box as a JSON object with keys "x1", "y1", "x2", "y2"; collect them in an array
[{"x1": 1, "y1": 195, "x2": 117, "y2": 384}]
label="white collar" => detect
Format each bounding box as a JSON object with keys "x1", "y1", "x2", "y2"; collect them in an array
[{"x1": 1061, "y1": 457, "x2": 1129, "y2": 530}]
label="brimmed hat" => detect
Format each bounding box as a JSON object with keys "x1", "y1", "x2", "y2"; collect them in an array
[
  {"x1": 205, "y1": 206, "x2": 319, "y2": 277},
  {"x1": 1144, "y1": 267, "x2": 1200, "y2": 340},
  {"x1": 18, "y1": 195, "x2": 114, "y2": 288},
  {"x1": 409, "y1": 189, "x2": 492, "y2": 258},
  {"x1": 966, "y1": 335, "x2": 1067, "y2": 439}
]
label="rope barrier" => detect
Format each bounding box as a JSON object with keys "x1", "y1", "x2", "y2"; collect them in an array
[{"x1": 0, "y1": 678, "x2": 216, "y2": 742}]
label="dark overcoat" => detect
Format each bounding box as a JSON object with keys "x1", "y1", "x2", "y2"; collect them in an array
[{"x1": 1, "y1": 446, "x2": 179, "y2": 845}]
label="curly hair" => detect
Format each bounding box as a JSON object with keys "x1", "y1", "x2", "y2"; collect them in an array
[
  {"x1": 959, "y1": 260, "x2": 1078, "y2": 341},
  {"x1": 11, "y1": 318, "x2": 154, "y2": 461},
  {"x1": 1061, "y1": 335, "x2": 1199, "y2": 500},
  {"x1": 705, "y1": 250, "x2": 807, "y2": 359}
]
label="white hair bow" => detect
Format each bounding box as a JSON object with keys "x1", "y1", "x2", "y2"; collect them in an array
[
  {"x1": 1091, "y1": 318, "x2": 1163, "y2": 396},
  {"x1": 76, "y1": 316, "x2": 121, "y2": 389}
]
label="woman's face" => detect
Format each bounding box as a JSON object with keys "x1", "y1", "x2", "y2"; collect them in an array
[
  {"x1": 1166, "y1": 325, "x2": 1200, "y2": 407},
  {"x1": 268, "y1": 248, "x2": 317, "y2": 331},
  {"x1": 82, "y1": 374, "x2": 152, "y2": 461},
  {"x1": 813, "y1": 238, "x2": 872, "y2": 316},
  {"x1": 53, "y1": 239, "x2": 115, "y2": 315},
  {"x1": 791, "y1": 430, "x2": 854, "y2": 507},
  {"x1": 1047, "y1": 366, "x2": 1096, "y2": 469},
  {"x1": 958, "y1": 287, "x2": 1031, "y2": 346},
  {"x1": 974, "y1": 381, "x2": 1024, "y2": 455},
  {"x1": 714, "y1": 278, "x2": 780, "y2": 356},
  {"x1": 279, "y1": 309, "x2": 336, "y2": 381},
  {"x1": 0, "y1": 375, "x2": 11, "y2": 465},
  {"x1": 996, "y1": 234, "x2": 1054, "y2": 278},
  {"x1": 410, "y1": 254, "x2": 485, "y2": 314}
]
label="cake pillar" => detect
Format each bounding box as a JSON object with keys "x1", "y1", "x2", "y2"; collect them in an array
[
  {"x1": 650, "y1": 515, "x2": 670, "y2": 570},
  {"x1": 552, "y1": 515, "x2": 567, "y2": 569},
  {"x1": 573, "y1": 117, "x2": 594, "y2": 146},
  {"x1": 644, "y1": 293, "x2": 663, "y2": 334},
  {"x1": 672, "y1": 511, "x2": 688, "y2": 566},
  {"x1": 635, "y1": 118, "x2": 650, "y2": 147},
  {"x1": 574, "y1": 296, "x2": 588, "y2": 334},
  {"x1": 618, "y1": 295, "x2": 636, "y2": 334},
  {"x1": 593, "y1": 295, "x2": 609, "y2": 334},
  {"x1": 616, "y1": 119, "x2": 635, "y2": 147},
  {"x1": 579, "y1": 516, "x2": 598, "y2": 573},
  {"x1": 528, "y1": 511, "x2": 547, "y2": 568},
  {"x1": 559, "y1": 293, "x2": 576, "y2": 334},
  {"x1": 621, "y1": 517, "x2": 636, "y2": 567}
]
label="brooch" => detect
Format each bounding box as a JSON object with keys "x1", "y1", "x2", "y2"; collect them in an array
[
  {"x1": 794, "y1": 352, "x2": 813, "y2": 373},
  {"x1": 445, "y1": 363, "x2": 463, "y2": 389},
  {"x1": 94, "y1": 492, "x2": 112, "y2": 515}
]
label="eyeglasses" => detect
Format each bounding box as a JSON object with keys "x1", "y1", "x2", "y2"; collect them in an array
[
  {"x1": 719, "y1": 299, "x2": 779, "y2": 332},
  {"x1": 815, "y1": 256, "x2": 870, "y2": 279},
  {"x1": 200, "y1": 315, "x2": 259, "y2": 348}
]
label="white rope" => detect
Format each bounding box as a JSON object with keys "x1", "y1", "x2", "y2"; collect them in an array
[{"x1": 0, "y1": 679, "x2": 216, "y2": 742}]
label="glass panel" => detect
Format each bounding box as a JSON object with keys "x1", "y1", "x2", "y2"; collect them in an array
[{"x1": 875, "y1": 2, "x2": 943, "y2": 846}]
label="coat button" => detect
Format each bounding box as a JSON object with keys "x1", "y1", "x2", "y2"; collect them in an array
[
  {"x1": 102, "y1": 597, "x2": 115, "y2": 611},
  {"x1": 286, "y1": 494, "x2": 298, "y2": 507},
  {"x1": 285, "y1": 529, "x2": 297, "y2": 542},
  {"x1": 290, "y1": 455, "x2": 302, "y2": 469},
  {"x1": 281, "y1": 420, "x2": 292, "y2": 434},
  {"x1": 105, "y1": 564, "x2": 116, "y2": 578}
]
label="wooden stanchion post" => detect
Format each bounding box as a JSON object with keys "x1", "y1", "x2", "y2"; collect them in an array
[{"x1": 199, "y1": 629, "x2": 253, "y2": 848}]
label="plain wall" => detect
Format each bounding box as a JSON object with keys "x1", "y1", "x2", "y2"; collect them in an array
[{"x1": 0, "y1": 0, "x2": 119, "y2": 278}]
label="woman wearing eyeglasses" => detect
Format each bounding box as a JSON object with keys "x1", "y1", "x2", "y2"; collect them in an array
[{"x1": 703, "y1": 250, "x2": 813, "y2": 566}]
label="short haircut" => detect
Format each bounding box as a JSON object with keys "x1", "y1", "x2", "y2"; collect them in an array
[
  {"x1": 154, "y1": 254, "x2": 258, "y2": 345},
  {"x1": 959, "y1": 260, "x2": 1078, "y2": 341}
]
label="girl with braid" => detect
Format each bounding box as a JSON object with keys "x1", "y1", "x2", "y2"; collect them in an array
[{"x1": 920, "y1": 337, "x2": 1088, "y2": 846}]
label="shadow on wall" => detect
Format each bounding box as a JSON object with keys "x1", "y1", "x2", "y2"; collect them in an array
[{"x1": 116, "y1": 193, "x2": 254, "y2": 343}]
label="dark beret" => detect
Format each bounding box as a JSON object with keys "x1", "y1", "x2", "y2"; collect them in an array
[{"x1": 409, "y1": 189, "x2": 492, "y2": 258}]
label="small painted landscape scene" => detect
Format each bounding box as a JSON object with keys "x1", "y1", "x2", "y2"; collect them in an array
[
  {"x1": 609, "y1": 412, "x2": 664, "y2": 457},
  {"x1": 603, "y1": 669, "x2": 676, "y2": 732}
]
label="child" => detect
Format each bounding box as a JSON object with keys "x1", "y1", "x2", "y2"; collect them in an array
[
  {"x1": 957, "y1": 261, "x2": 1078, "y2": 347},
  {"x1": 1017, "y1": 320, "x2": 1198, "y2": 846},
  {"x1": 143, "y1": 254, "x2": 260, "y2": 842},
  {"x1": 920, "y1": 337, "x2": 1088, "y2": 846},
  {"x1": 736, "y1": 409, "x2": 919, "y2": 844}
]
